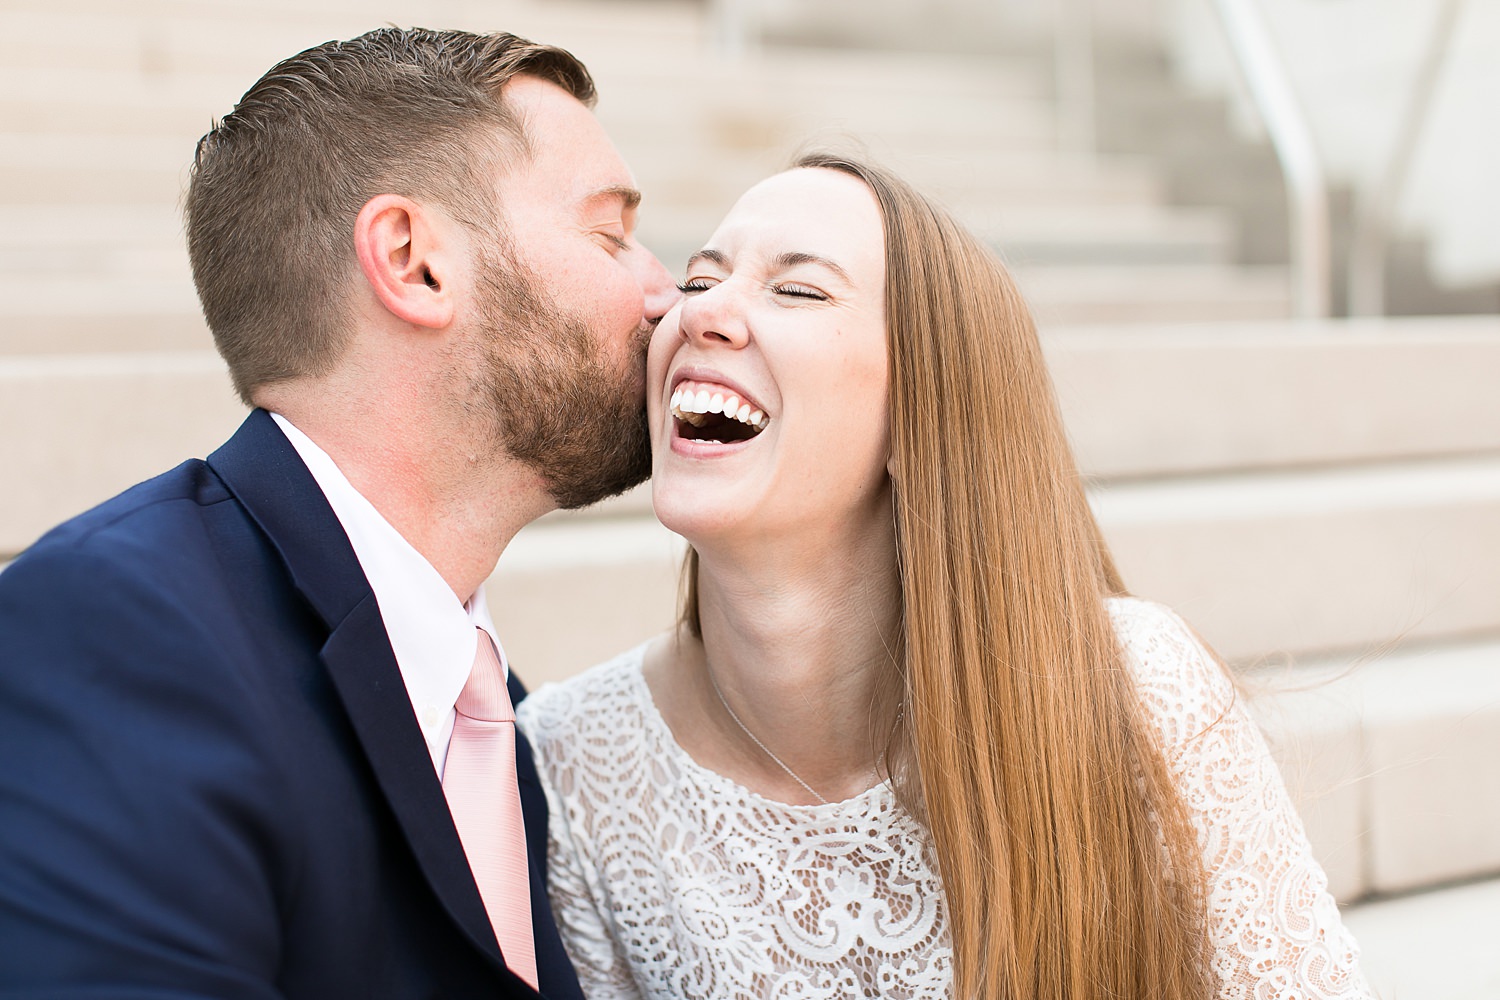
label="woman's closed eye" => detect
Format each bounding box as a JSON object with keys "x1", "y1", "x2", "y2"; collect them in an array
[
  {"x1": 773, "y1": 282, "x2": 827, "y2": 301},
  {"x1": 678, "y1": 276, "x2": 718, "y2": 294},
  {"x1": 676, "y1": 276, "x2": 830, "y2": 302}
]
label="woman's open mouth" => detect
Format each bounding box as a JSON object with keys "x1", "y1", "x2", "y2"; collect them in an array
[{"x1": 670, "y1": 380, "x2": 768, "y2": 445}]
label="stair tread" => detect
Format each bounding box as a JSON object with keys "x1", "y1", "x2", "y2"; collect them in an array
[{"x1": 1343, "y1": 875, "x2": 1500, "y2": 1000}]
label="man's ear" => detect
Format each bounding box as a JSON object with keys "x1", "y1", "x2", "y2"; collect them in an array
[{"x1": 353, "y1": 194, "x2": 457, "y2": 330}]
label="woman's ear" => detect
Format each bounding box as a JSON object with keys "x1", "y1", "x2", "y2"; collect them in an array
[{"x1": 353, "y1": 194, "x2": 457, "y2": 330}]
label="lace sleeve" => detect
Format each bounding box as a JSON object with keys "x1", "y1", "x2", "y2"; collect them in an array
[
  {"x1": 523, "y1": 697, "x2": 644, "y2": 1000},
  {"x1": 1113, "y1": 600, "x2": 1373, "y2": 1000}
]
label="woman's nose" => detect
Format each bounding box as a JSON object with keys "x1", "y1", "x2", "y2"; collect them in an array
[{"x1": 679, "y1": 283, "x2": 750, "y2": 348}]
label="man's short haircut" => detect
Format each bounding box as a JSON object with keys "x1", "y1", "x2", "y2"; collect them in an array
[{"x1": 185, "y1": 28, "x2": 595, "y2": 403}]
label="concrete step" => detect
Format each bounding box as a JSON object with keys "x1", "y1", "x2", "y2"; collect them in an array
[
  {"x1": 0, "y1": 132, "x2": 189, "y2": 205},
  {"x1": 602, "y1": 97, "x2": 1059, "y2": 154},
  {"x1": 698, "y1": 44, "x2": 1048, "y2": 101},
  {"x1": 0, "y1": 89, "x2": 234, "y2": 139},
  {"x1": 0, "y1": 132, "x2": 197, "y2": 175},
  {"x1": 1099, "y1": 455, "x2": 1500, "y2": 661},
  {"x1": 0, "y1": 205, "x2": 203, "y2": 356},
  {"x1": 0, "y1": 205, "x2": 190, "y2": 280},
  {"x1": 7, "y1": 313, "x2": 1492, "y2": 428},
  {"x1": 0, "y1": 261, "x2": 1310, "y2": 357},
  {"x1": 639, "y1": 201, "x2": 1238, "y2": 275},
  {"x1": 0, "y1": 33, "x2": 1043, "y2": 135},
  {"x1": 0, "y1": 278, "x2": 202, "y2": 354},
  {"x1": 1, "y1": 311, "x2": 209, "y2": 357},
  {"x1": 8, "y1": 317, "x2": 1496, "y2": 533},
  {"x1": 0, "y1": 3, "x2": 1260, "y2": 334},
  {"x1": 0, "y1": 0, "x2": 707, "y2": 57},
  {"x1": 1253, "y1": 637, "x2": 1500, "y2": 902},
  {"x1": 1, "y1": 257, "x2": 1280, "y2": 355},
  {"x1": 1016, "y1": 265, "x2": 1290, "y2": 325},
  {"x1": 614, "y1": 147, "x2": 1164, "y2": 215},
  {"x1": 545, "y1": 317, "x2": 1499, "y2": 490},
  {"x1": 486, "y1": 515, "x2": 687, "y2": 689},
  {"x1": 483, "y1": 453, "x2": 1500, "y2": 678},
  {"x1": 974, "y1": 205, "x2": 1236, "y2": 267},
  {"x1": 1042, "y1": 316, "x2": 1500, "y2": 478},
  {"x1": 0, "y1": 141, "x2": 1160, "y2": 218},
  {"x1": 1343, "y1": 875, "x2": 1500, "y2": 999},
  {"x1": 0, "y1": 5, "x2": 1036, "y2": 103},
  {"x1": 0, "y1": 352, "x2": 247, "y2": 558}
]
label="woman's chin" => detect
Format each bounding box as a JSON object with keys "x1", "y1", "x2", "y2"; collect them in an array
[
  {"x1": 651, "y1": 493, "x2": 730, "y2": 544},
  {"x1": 650, "y1": 477, "x2": 762, "y2": 549}
]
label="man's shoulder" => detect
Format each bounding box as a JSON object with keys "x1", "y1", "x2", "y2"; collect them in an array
[
  {"x1": 0, "y1": 458, "x2": 250, "y2": 646},
  {"x1": 17, "y1": 458, "x2": 233, "y2": 569}
]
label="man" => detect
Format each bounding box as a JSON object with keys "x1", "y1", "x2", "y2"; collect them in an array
[{"x1": 0, "y1": 28, "x2": 677, "y2": 998}]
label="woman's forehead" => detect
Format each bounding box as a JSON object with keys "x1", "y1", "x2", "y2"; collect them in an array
[{"x1": 705, "y1": 168, "x2": 885, "y2": 275}]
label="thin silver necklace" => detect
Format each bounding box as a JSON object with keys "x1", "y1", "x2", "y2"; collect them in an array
[{"x1": 706, "y1": 668, "x2": 832, "y2": 805}]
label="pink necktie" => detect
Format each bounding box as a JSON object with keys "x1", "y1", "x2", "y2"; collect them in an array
[{"x1": 443, "y1": 627, "x2": 539, "y2": 989}]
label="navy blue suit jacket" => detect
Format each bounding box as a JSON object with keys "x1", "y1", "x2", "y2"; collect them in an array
[{"x1": 0, "y1": 410, "x2": 584, "y2": 999}]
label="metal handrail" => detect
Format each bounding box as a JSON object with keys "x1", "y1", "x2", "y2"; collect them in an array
[
  {"x1": 1054, "y1": 0, "x2": 1096, "y2": 154},
  {"x1": 1207, "y1": 0, "x2": 1330, "y2": 319},
  {"x1": 1347, "y1": 0, "x2": 1466, "y2": 317},
  {"x1": 711, "y1": 0, "x2": 755, "y2": 58}
]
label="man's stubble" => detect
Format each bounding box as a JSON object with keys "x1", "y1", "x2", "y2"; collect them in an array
[{"x1": 467, "y1": 243, "x2": 653, "y2": 511}]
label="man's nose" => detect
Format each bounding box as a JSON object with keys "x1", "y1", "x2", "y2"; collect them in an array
[{"x1": 630, "y1": 243, "x2": 681, "y2": 325}]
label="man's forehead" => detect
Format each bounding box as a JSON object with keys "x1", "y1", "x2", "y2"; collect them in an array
[{"x1": 494, "y1": 76, "x2": 640, "y2": 213}]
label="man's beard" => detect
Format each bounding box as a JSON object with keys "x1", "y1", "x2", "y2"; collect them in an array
[{"x1": 468, "y1": 248, "x2": 652, "y2": 510}]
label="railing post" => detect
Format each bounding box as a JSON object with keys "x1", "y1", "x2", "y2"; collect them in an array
[
  {"x1": 1055, "y1": 0, "x2": 1096, "y2": 155},
  {"x1": 1347, "y1": 0, "x2": 1466, "y2": 317},
  {"x1": 711, "y1": 0, "x2": 755, "y2": 60},
  {"x1": 1208, "y1": 0, "x2": 1330, "y2": 319}
]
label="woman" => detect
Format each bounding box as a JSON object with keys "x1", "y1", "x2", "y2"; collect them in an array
[{"x1": 516, "y1": 154, "x2": 1371, "y2": 999}]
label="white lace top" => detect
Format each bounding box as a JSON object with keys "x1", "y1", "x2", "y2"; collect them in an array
[{"x1": 517, "y1": 598, "x2": 1371, "y2": 999}]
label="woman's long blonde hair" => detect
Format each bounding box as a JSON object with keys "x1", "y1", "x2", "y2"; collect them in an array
[{"x1": 682, "y1": 154, "x2": 1210, "y2": 999}]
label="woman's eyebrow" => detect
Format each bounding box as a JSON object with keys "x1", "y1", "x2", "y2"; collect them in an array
[
  {"x1": 684, "y1": 248, "x2": 853, "y2": 284},
  {"x1": 774, "y1": 251, "x2": 851, "y2": 283},
  {"x1": 685, "y1": 248, "x2": 731, "y2": 271}
]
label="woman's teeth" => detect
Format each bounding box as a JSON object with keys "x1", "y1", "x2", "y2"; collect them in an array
[{"x1": 669, "y1": 386, "x2": 768, "y2": 433}]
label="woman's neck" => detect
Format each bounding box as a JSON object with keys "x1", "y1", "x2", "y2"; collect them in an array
[{"x1": 646, "y1": 513, "x2": 903, "y2": 805}]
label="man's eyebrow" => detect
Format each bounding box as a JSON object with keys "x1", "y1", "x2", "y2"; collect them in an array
[{"x1": 583, "y1": 185, "x2": 642, "y2": 210}]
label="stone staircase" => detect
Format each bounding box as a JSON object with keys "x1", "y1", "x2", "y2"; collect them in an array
[
  {"x1": 2, "y1": 0, "x2": 1498, "y2": 979},
  {"x1": 0, "y1": 0, "x2": 1292, "y2": 361}
]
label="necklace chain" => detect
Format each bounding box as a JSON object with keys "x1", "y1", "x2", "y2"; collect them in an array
[{"x1": 706, "y1": 669, "x2": 832, "y2": 805}]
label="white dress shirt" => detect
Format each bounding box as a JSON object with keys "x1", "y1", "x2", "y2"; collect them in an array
[{"x1": 270, "y1": 412, "x2": 505, "y2": 778}]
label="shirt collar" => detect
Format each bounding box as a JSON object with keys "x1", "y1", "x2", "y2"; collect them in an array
[{"x1": 269, "y1": 413, "x2": 507, "y2": 771}]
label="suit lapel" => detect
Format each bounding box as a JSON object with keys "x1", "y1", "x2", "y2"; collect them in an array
[
  {"x1": 207, "y1": 411, "x2": 509, "y2": 972},
  {"x1": 320, "y1": 599, "x2": 503, "y2": 966},
  {"x1": 510, "y1": 674, "x2": 548, "y2": 870}
]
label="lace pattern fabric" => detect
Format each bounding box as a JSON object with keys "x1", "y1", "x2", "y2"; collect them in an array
[{"x1": 517, "y1": 598, "x2": 1371, "y2": 999}]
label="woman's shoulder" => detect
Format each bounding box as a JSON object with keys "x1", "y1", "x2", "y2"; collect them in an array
[
  {"x1": 1105, "y1": 596, "x2": 1238, "y2": 746},
  {"x1": 515, "y1": 641, "x2": 653, "y2": 750}
]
